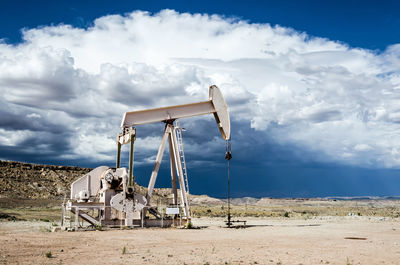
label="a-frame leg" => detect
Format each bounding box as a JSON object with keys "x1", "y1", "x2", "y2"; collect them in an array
[
  {"x1": 146, "y1": 125, "x2": 170, "y2": 204},
  {"x1": 169, "y1": 134, "x2": 178, "y2": 206}
]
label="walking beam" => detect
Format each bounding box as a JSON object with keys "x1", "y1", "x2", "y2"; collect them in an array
[{"x1": 122, "y1": 85, "x2": 230, "y2": 140}]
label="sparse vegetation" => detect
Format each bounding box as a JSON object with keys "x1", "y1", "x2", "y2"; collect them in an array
[
  {"x1": 0, "y1": 206, "x2": 61, "y2": 222},
  {"x1": 0, "y1": 213, "x2": 24, "y2": 221},
  {"x1": 284, "y1": 212, "x2": 290, "y2": 218},
  {"x1": 45, "y1": 251, "x2": 52, "y2": 258},
  {"x1": 40, "y1": 226, "x2": 52, "y2": 232},
  {"x1": 2, "y1": 199, "x2": 400, "y2": 223},
  {"x1": 190, "y1": 201, "x2": 400, "y2": 219},
  {"x1": 122, "y1": 246, "x2": 126, "y2": 255},
  {"x1": 186, "y1": 221, "x2": 193, "y2": 229}
]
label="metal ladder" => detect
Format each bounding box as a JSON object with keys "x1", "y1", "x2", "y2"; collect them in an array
[{"x1": 175, "y1": 120, "x2": 190, "y2": 201}]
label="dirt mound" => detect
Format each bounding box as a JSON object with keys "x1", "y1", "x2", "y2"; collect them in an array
[
  {"x1": 230, "y1": 196, "x2": 260, "y2": 205},
  {"x1": 190, "y1": 194, "x2": 224, "y2": 205},
  {"x1": 256, "y1": 197, "x2": 275, "y2": 206}
]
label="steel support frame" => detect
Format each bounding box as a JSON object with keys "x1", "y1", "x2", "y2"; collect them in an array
[
  {"x1": 116, "y1": 122, "x2": 190, "y2": 220},
  {"x1": 145, "y1": 122, "x2": 191, "y2": 219},
  {"x1": 116, "y1": 128, "x2": 136, "y2": 188}
]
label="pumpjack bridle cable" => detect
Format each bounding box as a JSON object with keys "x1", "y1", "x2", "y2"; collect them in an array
[{"x1": 225, "y1": 138, "x2": 232, "y2": 227}]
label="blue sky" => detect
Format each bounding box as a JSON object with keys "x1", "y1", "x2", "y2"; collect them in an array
[
  {"x1": 1, "y1": 0, "x2": 400, "y2": 198},
  {"x1": 2, "y1": 0, "x2": 400, "y2": 50}
]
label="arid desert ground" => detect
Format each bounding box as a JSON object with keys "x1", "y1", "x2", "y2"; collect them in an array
[
  {"x1": 1, "y1": 207, "x2": 400, "y2": 265},
  {"x1": 1, "y1": 161, "x2": 400, "y2": 264}
]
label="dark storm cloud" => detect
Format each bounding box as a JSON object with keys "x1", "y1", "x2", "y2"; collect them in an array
[
  {"x1": 0, "y1": 108, "x2": 69, "y2": 134},
  {"x1": 1, "y1": 77, "x2": 76, "y2": 105},
  {"x1": 0, "y1": 130, "x2": 73, "y2": 163}
]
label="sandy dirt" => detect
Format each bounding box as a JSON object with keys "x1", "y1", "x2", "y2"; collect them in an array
[{"x1": 1, "y1": 217, "x2": 400, "y2": 265}]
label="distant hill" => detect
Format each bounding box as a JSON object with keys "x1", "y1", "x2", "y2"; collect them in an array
[
  {"x1": 2, "y1": 160, "x2": 398, "y2": 206},
  {"x1": 0, "y1": 160, "x2": 223, "y2": 206},
  {"x1": 0, "y1": 160, "x2": 91, "y2": 199}
]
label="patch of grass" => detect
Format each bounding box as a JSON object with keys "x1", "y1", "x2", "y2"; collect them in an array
[
  {"x1": 122, "y1": 246, "x2": 126, "y2": 255},
  {"x1": 0, "y1": 206, "x2": 62, "y2": 222},
  {"x1": 190, "y1": 202, "x2": 400, "y2": 219},
  {"x1": 45, "y1": 251, "x2": 52, "y2": 258},
  {"x1": 51, "y1": 222, "x2": 58, "y2": 226},
  {"x1": 40, "y1": 218, "x2": 50, "y2": 222},
  {"x1": 0, "y1": 213, "x2": 24, "y2": 221},
  {"x1": 40, "y1": 226, "x2": 52, "y2": 232},
  {"x1": 186, "y1": 221, "x2": 193, "y2": 229},
  {"x1": 284, "y1": 212, "x2": 290, "y2": 218},
  {"x1": 94, "y1": 224, "x2": 103, "y2": 231}
]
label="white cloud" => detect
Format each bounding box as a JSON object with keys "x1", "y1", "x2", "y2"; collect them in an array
[
  {"x1": 354, "y1": 144, "x2": 373, "y2": 152},
  {"x1": 0, "y1": 128, "x2": 35, "y2": 146},
  {"x1": 0, "y1": 9, "x2": 400, "y2": 168},
  {"x1": 26, "y1": 113, "x2": 41, "y2": 119}
]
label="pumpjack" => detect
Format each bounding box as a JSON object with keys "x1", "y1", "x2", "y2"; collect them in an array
[{"x1": 62, "y1": 85, "x2": 230, "y2": 228}]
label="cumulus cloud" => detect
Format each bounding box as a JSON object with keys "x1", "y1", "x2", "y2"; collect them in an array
[{"x1": 0, "y1": 9, "x2": 400, "y2": 169}]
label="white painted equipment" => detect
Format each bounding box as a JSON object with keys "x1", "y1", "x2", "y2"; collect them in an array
[
  {"x1": 63, "y1": 85, "x2": 230, "y2": 229},
  {"x1": 121, "y1": 85, "x2": 230, "y2": 140}
]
